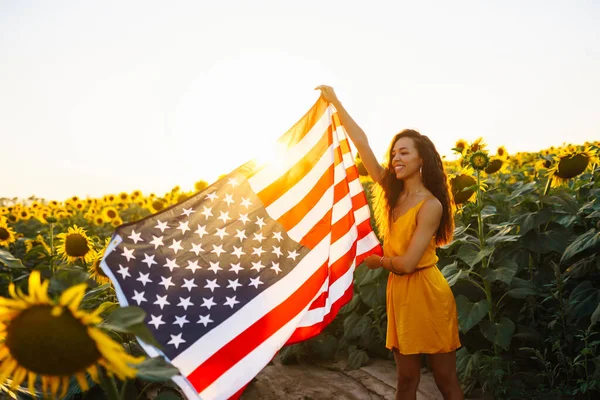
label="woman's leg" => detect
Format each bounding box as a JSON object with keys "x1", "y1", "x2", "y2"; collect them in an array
[
  {"x1": 392, "y1": 349, "x2": 421, "y2": 400},
  {"x1": 428, "y1": 351, "x2": 463, "y2": 400}
]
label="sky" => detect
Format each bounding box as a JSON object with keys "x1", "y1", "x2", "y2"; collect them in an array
[{"x1": 1, "y1": 0, "x2": 599, "y2": 201}]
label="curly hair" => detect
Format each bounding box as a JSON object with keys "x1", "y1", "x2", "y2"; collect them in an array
[{"x1": 372, "y1": 129, "x2": 454, "y2": 246}]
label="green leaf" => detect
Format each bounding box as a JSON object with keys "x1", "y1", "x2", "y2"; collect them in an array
[
  {"x1": 560, "y1": 228, "x2": 600, "y2": 264},
  {"x1": 591, "y1": 302, "x2": 600, "y2": 324},
  {"x1": 135, "y1": 356, "x2": 181, "y2": 382},
  {"x1": 506, "y1": 182, "x2": 537, "y2": 201},
  {"x1": 154, "y1": 392, "x2": 182, "y2": 400},
  {"x1": 521, "y1": 226, "x2": 570, "y2": 254},
  {"x1": 568, "y1": 281, "x2": 600, "y2": 319},
  {"x1": 346, "y1": 346, "x2": 369, "y2": 370},
  {"x1": 481, "y1": 205, "x2": 497, "y2": 219},
  {"x1": 519, "y1": 208, "x2": 553, "y2": 235},
  {"x1": 339, "y1": 293, "x2": 362, "y2": 315},
  {"x1": 456, "y1": 296, "x2": 489, "y2": 333},
  {"x1": 480, "y1": 317, "x2": 515, "y2": 350},
  {"x1": 441, "y1": 262, "x2": 469, "y2": 286},
  {"x1": 565, "y1": 255, "x2": 597, "y2": 279},
  {"x1": 457, "y1": 245, "x2": 493, "y2": 268},
  {"x1": 0, "y1": 249, "x2": 26, "y2": 269},
  {"x1": 507, "y1": 277, "x2": 538, "y2": 298},
  {"x1": 345, "y1": 314, "x2": 372, "y2": 341},
  {"x1": 482, "y1": 259, "x2": 518, "y2": 285},
  {"x1": 105, "y1": 306, "x2": 147, "y2": 327}
]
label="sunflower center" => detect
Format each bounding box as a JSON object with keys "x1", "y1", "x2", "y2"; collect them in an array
[
  {"x1": 65, "y1": 234, "x2": 90, "y2": 257},
  {"x1": 0, "y1": 227, "x2": 9, "y2": 240},
  {"x1": 107, "y1": 210, "x2": 117, "y2": 219},
  {"x1": 6, "y1": 305, "x2": 101, "y2": 375}
]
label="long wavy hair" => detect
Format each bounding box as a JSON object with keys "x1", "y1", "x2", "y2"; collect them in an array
[{"x1": 372, "y1": 129, "x2": 454, "y2": 246}]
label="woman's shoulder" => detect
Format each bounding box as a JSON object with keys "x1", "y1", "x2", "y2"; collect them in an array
[{"x1": 417, "y1": 193, "x2": 442, "y2": 215}]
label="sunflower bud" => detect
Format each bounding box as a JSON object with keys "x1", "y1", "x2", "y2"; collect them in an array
[
  {"x1": 45, "y1": 216, "x2": 58, "y2": 223},
  {"x1": 469, "y1": 151, "x2": 490, "y2": 171}
]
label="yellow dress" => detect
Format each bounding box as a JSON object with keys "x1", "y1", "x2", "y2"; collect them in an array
[{"x1": 384, "y1": 197, "x2": 461, "y2": 354}]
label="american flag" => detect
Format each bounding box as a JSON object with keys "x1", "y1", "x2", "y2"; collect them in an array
[{"x1": 100, "y1": 96, "x2": 382, "y2": 400}]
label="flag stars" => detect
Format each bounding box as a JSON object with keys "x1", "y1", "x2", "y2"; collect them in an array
[
  {"x1": 195, "y1": 224, "x2": 208, "y2": 238},
  {"x1": 163, "y1": 258, "x2": 180, "y2": 272},
  {"x1": 240, "y1": 197, "x2": 252, "y2": 209},
  {"x1": 223, "y1": 296, "x2": 240, "y2": 308},
  {"x1": 159, "y1": 276, "x2": 176, "y2": 290},
  {"x1": 223, "y1": 193, "x2": 235, "y2": 207},
  {"x1": 168, "y1": 333, "x2": 186, "y2": 349},
  {"x1": 173, "y1": 315, "x2": 190, "y2": 328},
  {"x1": 227, "y1": 279, "x2": 242, "y2": 291},
  {"x1": 255, "y1": 217, "x2": 267, "y2": 229},
  {"x1": 271, "y1": 262, "x2": 282, "y2": 274},
  {"x1": 117, "y1": 265, "x2": 130, "y2": 279},
  {"x1": 251, "y1": 261, "x2": 265, "y2": 272},
  {"x1": 253, "y1": 232, "x2": 265, "y2": 243},
  {"x1": 197, "y1": 314, "x2": 213, "y2": 327},
  {"x1": 150, "y1": 235, "x2": 164, "y2": 249},
  {"x1": 208, "y1": 262, "x2": 223, "y2": 274},
  {"x1": 128, "y1": 230, "x2": 143, "y2": 244},
  {"x1": 136, "y1": 272, "x2": 152, "y2": 286},
  {"x1": 248, "y1": 277, "x2": 263, "y2": 289},
  {"x1": 272, "y1": 231, "x2": 283, "y2": 242},
  {"x1": 229, "y1": 263, "x2": 243, "y2": 274},
  {"x1": 214, "y1": 227, "x2": 229, "y2": 240},
  {"x1": 169, "y1": 239, "x2": 183, "y2": 254},
  {"x1": 231, "y1": 246, "x2": 245, "y2": 259},
  {"x1": 182, "y1": 278, "x2": 198, "y2": 292},
  {"x1": 201, "y1": 206, "x2": 213, "y2": 219},
  {"x1": 132, "y1": 290, "x2": 147, "y2": 305},
  {"x1": 178, "y1": 297, "x2": 194, "y2": 310},
  {"x1": 234, "y1": 229, "x2": 247, "y2": 241},
  {"x1": 287, "y1": 249, "x2": 300, "y2": 261},
  {"x1": 189, "y1": 243, "x2": 203, "y2": 256},
  {"x1": 206, "y1": 192, "x2": 219, "y2": 201},
  {"x1": 239, "y1": 213, "x2": 250, "y2": 224},
  {"x1": 227, "y1": 177, "x2": 239, "y2": 187},
  {"x1": 142, "y1": 253, "x2": 157, "y2": 268},
  {"x1": 272, "y1": 246, "x2": 283, "y2": 258},
  {"x1": 177, "y1": 221, "x2": 190, "y2": 234},
  {"x1": 201, "y1": 297, "x2": 217, "y2": 310},
  {"x1": 204, "y1": 279, "x2": 220, "y2": 292},
  {"x1": 154, "y1": 294, "x2": 171, "y2": 309},
  {"x1": 148, "y1": 314, "x2": 165, "y2": 329},
  {"x1": 252, "y1": 246, "x2": 266, "y2": 257},
  {"x1": 155, "y1": 220, "x2": 169, "y2": 232},
  {"x1": 122, "y1": 247, "x2": 136, "y2": 262},
  {"x1": 181, "y1": 207, "x2": 195, "y2": 217},
  {"x1": 185, "y1": 260, "x2": 202, "y2": 274},
  {"x1": 211, "y1": 244, "x2": 225, "y2": 257}
]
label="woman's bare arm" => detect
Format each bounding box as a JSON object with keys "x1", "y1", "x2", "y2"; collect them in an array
[{"x1": 316, "y1": 86, "x2": 386, "y2": 183}]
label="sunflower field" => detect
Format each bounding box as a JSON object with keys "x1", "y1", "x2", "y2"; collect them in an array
[
  {"x1": 1, "y1": 140, "x2": 599, "y2": 399},
  {"x1": 281, "y1": 139, "x2": 600, "y2": 399}
]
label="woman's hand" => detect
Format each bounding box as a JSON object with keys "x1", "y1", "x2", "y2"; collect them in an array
[
  {"x1": 315, "y1": 85, "x2": 340, "y2": 104},
  {"x1": 363, "y1": 255, "x2": 382, "y2": 270}
]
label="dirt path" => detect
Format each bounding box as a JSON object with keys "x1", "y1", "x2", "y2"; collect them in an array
[{"x1": 241, "y1": 356, "x2": 446, "y2": 400}]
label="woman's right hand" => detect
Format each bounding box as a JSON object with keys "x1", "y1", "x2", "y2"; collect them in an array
[{"x1": 315, "y1": 85, "x2": 340, "y2": 104}]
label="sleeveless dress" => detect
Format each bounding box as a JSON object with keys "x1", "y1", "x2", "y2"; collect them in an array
[{"x1": 384, "y1": 197, "x2": 461, "y2": 354}]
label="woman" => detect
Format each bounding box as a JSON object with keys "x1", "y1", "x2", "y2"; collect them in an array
[{"x1": 316, "y1": 85, "x2": 463, "y2": 400}]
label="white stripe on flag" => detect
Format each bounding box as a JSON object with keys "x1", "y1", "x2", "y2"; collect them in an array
[
  {"x1": 297, "y1": 259, "x2": 356, "y2": 328},
  {"x1": 357, "y1": 231, "x2": 381, "y2": 256},
  {"x1": 285, "y1": 186, "x2": 334, "y2": 242},
  {"x1": 172, "y1": 234, "x2": 331, "y2": 376},
  {"x1": 248, "y1": 105, "x2": 334, "y2": 193},
  {"x1": 266, "y1": 141, "x2": 340, "y2": 220}
]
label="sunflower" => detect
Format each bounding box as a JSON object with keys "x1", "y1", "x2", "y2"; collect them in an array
[
  {"x1": 449, "y1": 173, "x2": 477, "y2": 204},
  {"x1": 469, "y1": 151, "x2": 490, "y2": 171},
  {"x1": 0, "y1": 222, "x2": 16, "y2": 247},
  {"x1": 469, "y1": 137, "x2": 487, "y2": 152},
  {"x1": 24, "y1": 234, "x2": 51, "y2": 255},
  {"x1": 548, "y1": 146, "x2": 598, "y2": 185},
  {"x1": 131, "y1": 190, "x2": 142, "y2": 198},
  {"x1": 484, "y1": 158, "x2": 503, "y2": 174},
  {"x1": 150, "y1": 199, "x2": 165, "y2": 213},
  {"x1": 89, "y1": 239, "x2": 111, "y2": 285},
  {"x1": 94, "y1": 215, "x2": 106, "y2": 226},
  {"x1": 101, "y1": 207, "x2": 119, "y2": 222},
  {"x1": 496, "y1": 146, "x2": 508, "y2": 160},
  {"x1": 111, "y1": 217, "x2": 123, "y2": 228},
  {"x1": 453, "y1": 139, "x2": 468, "y2": 154},
  {"x1": 194, "y1": 180, "x2": 208, "y2": 192},
  {"x1": 56, "y1": 225, "x2": 96, "y2": 264},
  {"x1": 0, "y1": 271, "x2": 144, "y2": 397},
  {"x1": 17, "y1": 210, "x2": 31, "y2": 222}
]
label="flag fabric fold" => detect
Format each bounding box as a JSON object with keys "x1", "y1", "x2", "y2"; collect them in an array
[{"x1": 101, "y1": 96, "x2": 382, "y2": 400}]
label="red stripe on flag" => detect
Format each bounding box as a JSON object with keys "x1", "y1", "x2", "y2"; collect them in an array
[{"x1": 187, "y1": 259, "x2": 329, "y2": 393}]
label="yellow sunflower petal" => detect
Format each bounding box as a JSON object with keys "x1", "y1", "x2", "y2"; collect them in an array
[
  {"x1": 49, "y1": 376, "x2": 60, "y2": 397},
  {"x1": 75, "y1": 372, "x2": 89, "y2": 392},
  {"x1": 87, "y1": 365, "x2": 99, "y2": 383},
  {"x1": 9, "y1": 367, "x2": 26, "y2": 390},
  {"x1": 27, "y1": 372, "x2": 36, "y2": 397},
  {"x1": 59, "y1": 283, "x2": 88, "y2": 311},
  {"x1": 0, "y1": 357, "x2": 17, "y2": 383}
]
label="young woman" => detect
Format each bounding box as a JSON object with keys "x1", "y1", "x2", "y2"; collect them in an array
[{"x1": 316, "y1": 86, "x2": 463, "y2": 400}]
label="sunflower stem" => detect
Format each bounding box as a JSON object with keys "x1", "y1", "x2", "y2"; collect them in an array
[
  {"x1": 543, "y1": 174, "x2": 553, "y2": 196},
  {"x1": 99, "y1": 367, "x2": 122, "y2": 400}
]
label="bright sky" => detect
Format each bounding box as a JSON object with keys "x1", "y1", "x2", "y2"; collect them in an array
[{"x1": 2, "y1": 1, "x2": 599, "y2": 201}]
